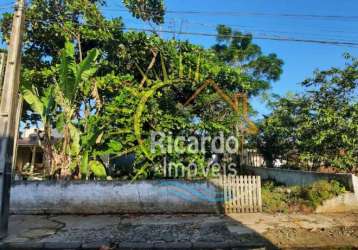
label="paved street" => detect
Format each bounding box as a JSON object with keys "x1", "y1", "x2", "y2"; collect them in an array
[{"x1": 1, "y1": 213, "x2": 358, "y2": 249}]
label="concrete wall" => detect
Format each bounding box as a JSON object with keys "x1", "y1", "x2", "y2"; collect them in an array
[
  {"x1": 316, "y1": 193, "x2": 358, "y2": 213},
  {"x1": 245, "y1": 166, "x2": 357, "y2": 192},
  {"x1": 352, "y1": 175, "x2": 358, "y2": 196},
  {"x1": 10, "y1": 180, "x2": 223, "y2": 215},
  {"x1": 10, "y1": 170, "x2": 358, "y2": 215}
]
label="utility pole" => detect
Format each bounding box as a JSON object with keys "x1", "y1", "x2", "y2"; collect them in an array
[
  {"x1": 0, "y1": 0, "x2": 25, "y2": 238},
  {"x1": 0, "y1": 54, "x2": 7, "y2": 99}
]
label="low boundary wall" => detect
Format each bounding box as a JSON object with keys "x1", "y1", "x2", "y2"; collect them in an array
[
  {"x1": 10, "y1": 180, "x2": 224, "y2": 215},
  {"x1": 244, "y1": 166, "x2": 358, "y2": 194},
  {"x1": 316, "y1": 193, "x2": 358, "y2": 213},
  {"x1": 10, "y1": 171, "x2": 358, "y2": 214}
]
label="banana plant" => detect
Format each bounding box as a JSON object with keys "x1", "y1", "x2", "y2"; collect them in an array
[
  {"x1": 21, "y1": 82, "x2": 56, "y2": 175},
  {"x1": 54, "y1": 41, "x2": 106, "y2": 179},
  {"x1": 22, "y1": 41, "x2": 107, "y2": 179}
]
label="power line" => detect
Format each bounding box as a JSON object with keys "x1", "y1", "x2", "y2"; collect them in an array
[
  {"x1": 101, "y1": 7, "x2": 358, "y2": 21},
  {"x1": 123, "y1": 27, "x2": 358, "y2": 48},
  {"x1": 100, "y1": 8, "x2": 358, "y2": 46},
  {"x1": 186, "y1": 20, "x2": 358, "y2": 37},
  {"x1": 184, "y1": 20, "x2": 358, "y2": 42},
  {"x1": 116, "y1": 14, "x2": 358, "y2": 37},
  {"x1": 3, "y1": 4, "x2": 358, "y2": 44},
  {"x1": 106, "y1": 15, "x2": 358, "y2": 44},
  {"x1": 114, "y1": 16, "x2": 358, "y2": 42},
  {"x1": 7, "y1": 5, "x2": 356, "y2": 39},
  {"x1": 167, "y1": 10, "x2": 358, "y2": 21},
  {"x1": 28, "y1": 18, "x2": 358, "y2": 48}
]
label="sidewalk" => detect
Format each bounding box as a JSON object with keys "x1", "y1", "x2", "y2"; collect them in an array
[{"x1": 1, "y1": 213, "x2": 358, "y2": 249}]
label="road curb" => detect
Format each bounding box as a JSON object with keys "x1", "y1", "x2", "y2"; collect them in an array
[{"x1": 0, "y1": 241, "x2": 269, "y2": 249}]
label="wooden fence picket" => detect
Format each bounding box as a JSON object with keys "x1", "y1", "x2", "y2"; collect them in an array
[
  {"x1": 257, "y1": 176, "x2": 262, "y2": 212},
  {"x1": 248, "y1": 176, "x2": 251, "y2": 212},
  {"x1": 252, "y1": 176, "x2": 257, "y2": 212},
  {"x1": 223, "y1": 175, "x2": 227, "y2": 213},
  {"x1": 244, "y1": 175, "x2": 249, "y2": 212},
  {"x1": 250, "y1": 176, "x2": 254, "y2": 212},
  {"x1": 235, "y1": 176, "x2": 239, "y2": 213},
  {"x1": 239, "y1": 176, "x2": 243, "y2": 213},
  {"x1": 215, "y1": 175, "x2": 262, "y2": 213},
  {"x1": 228, "y1": 175, "x2": 234, "y2": 213}
]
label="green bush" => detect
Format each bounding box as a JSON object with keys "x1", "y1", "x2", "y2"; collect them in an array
[
  {"x1": 262, "y1": 181, "x2": 289, "y2": 213},
  {"x1": 262, "y1": 180, "x2": 346, "y2": 213},
  {"x1": 301, "y1": 180, "x2": 346, "y2": 208}
]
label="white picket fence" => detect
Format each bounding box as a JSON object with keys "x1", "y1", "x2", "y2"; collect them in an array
[{"x1": 213, "y1": 175, "x2": 262, "y2": 213}]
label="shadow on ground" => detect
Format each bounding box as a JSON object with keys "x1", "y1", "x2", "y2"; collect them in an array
[
  {"x1": 3, "y1": 213, "x2": 358, "y2": 249},
  {"x1": 1, "y1": 214, "x2": 278, "y2": 249}
]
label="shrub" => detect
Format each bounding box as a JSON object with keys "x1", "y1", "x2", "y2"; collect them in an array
[
  {"x1": 262, "y1": 181, "x2": 289, "y2": 213},
  {"x1": 262, "y1": 180, "x2": 346, "y2": 213},
  {"x1": 301, "y1": 180, "x2": 346, "y2": 208}
]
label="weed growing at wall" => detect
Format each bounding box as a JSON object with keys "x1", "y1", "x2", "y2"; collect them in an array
[{"x1": 262, "y1": 180, "x2": 346, "y2": 213}]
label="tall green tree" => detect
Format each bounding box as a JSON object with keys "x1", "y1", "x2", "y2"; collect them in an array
[
  {"x1": 212, "y1": 24, "x2": 283, "y2": 92},
  {"x1": 1, "y1": 1, "x2": 284, "y2": 179},
  {"x1": 257, "y1": 55, "x2": 358, "y2": 171}
]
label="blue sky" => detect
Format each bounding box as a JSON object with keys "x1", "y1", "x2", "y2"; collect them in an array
[
  {"x1": 103, "y1": 0, "x2": 358, "y2": 117},
  {"x1": 1, "y1": 0, "x2": 357, "y2": 118}
]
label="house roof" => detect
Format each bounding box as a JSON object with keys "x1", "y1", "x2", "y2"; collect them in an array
[{"x1": 17, "y1": 136, "x2": 58, "y2": 147}]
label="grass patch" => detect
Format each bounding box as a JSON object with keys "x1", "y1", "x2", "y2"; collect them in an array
[{"x1": 262, "y1": 180, "x2": 346, "y2": 213}]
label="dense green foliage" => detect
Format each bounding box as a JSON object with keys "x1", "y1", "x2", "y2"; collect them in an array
[
  {"x1": 123, "y1": 0, "x2": 165, "y2": 24},
  {"x1": 262, "y1": 180, "x2": 346, "y2": 213},
  {"x1": 1, "y1": 0, "x2": 284, "y2": 180},
  {"x1": 1, "y1": 0, "x2": 356, "y2": 179},
  {"x1": 256, "y1": 56, "x2": 358, "y2": 171}
]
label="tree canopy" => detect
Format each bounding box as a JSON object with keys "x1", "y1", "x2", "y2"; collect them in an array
[
  {"x1": 256, "y1": 55, "x2": 358, "y2": 171},
  {"x1": 1, "y1": 0, "x2": 285, "y2": 179}
]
